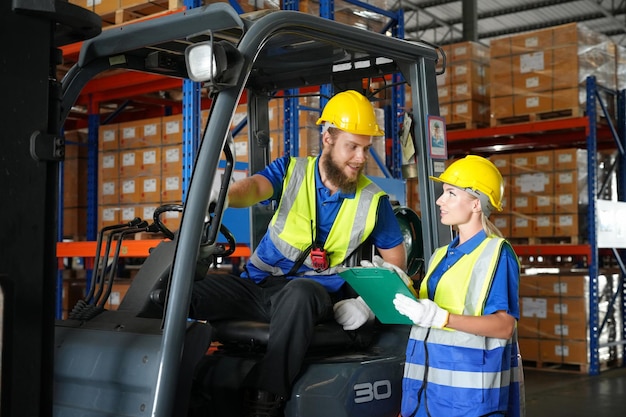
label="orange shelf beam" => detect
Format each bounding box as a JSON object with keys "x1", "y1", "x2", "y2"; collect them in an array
[
  {"x1": 57, "y1": 240, "x2": 251, "y2": 259},
  {"x1": 513, "y1": 244, "x2": 591, "y2": 257}
]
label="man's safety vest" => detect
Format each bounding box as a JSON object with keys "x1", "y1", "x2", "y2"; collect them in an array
[
  {"x1": 248, "y1": 156, "x2": 385, "y2": 277},
  {"x1": 402, "y1": 236, "x2": 525, "y2": 417}
]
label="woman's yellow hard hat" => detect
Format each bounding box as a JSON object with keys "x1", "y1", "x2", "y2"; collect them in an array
[{"x1": 430, "y1": 155, "x2": 504, "y2": 213}]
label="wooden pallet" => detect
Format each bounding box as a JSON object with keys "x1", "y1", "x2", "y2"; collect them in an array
[
  {"x1": 446, "y1": 121, "x2": 490, "y2": 131},
  {"x1": 523, "y1": 358, "x2": 620, "y2": 374},
  {"x1": 101, "y1": 0, "x2": 184, "y2": 27},
  {"x1": 491, "y1": 107, "x2": 583, "y2": 127},
  {"x1": 509, "y1": 235, "x2": 583, "y2": 245}
]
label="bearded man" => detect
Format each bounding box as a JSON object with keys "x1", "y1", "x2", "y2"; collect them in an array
[{"x1": 189, "y1": 90, "x2": 407, "y2": 417}]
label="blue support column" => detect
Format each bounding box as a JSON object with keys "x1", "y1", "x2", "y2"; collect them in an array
[
  {"x1": 320, "y1": 0, "x2": 334, "y2": 19},
  {"x1": 283, "y1": 92, "x2": 299, "y2": 157},
  {"x1": 282, "y1": 0, "x2": 299, "y2": 156},
  {"x1": 181, "y1": 0, "x2": 203, "y2": 201},
  {"x1": 181, "y1": 79, "x2": 201, "y2": 201},
  {"x1": 586, "y1": 76, "x2": 600, "y2": 375},
  {"x1": 319, "y1": 0, "x2": 333, "y2": 151}
]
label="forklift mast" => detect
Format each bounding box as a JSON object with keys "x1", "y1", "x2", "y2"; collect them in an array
[{"x1": 55, "y1": 3, "x2": 450, "y2": 416}]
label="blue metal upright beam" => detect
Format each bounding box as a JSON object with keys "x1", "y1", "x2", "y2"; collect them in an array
[
  {"x1": 586, "y1": 76, "x2": 601, "y2": 376},
  {"x1": 182, "y1": 0, "x2": 203, "y2": 201},
  {"x1": 283, "y1": 0, "x2": 300, "y2": 156}
]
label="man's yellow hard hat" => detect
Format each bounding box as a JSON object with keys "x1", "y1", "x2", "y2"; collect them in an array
[{"x1": 316, "y1": 90, "x2": 385, "y2": 137}]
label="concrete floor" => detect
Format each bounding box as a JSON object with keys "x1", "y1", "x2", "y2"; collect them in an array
[{"x1": 524, "y1": 366, "x2": 626, "y2": 416}]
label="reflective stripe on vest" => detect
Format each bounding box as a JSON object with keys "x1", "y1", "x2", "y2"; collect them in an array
[{"x1": 251, "y1": 157, "x2": 384, "y2": 276}]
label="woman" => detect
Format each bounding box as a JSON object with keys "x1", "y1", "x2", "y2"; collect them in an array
[{"x1": 393, "y1": 155, "x2": 524, "y2": 417}]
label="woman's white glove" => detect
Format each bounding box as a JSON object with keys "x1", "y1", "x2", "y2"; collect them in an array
[
  {"x1": 393, "y1": 293, "x2": 449, "y2": 329},
  {"x1": 361, "y1": 255, "x2": 417, "y2": 296},
  {"x1": 333, "y1": 296, "x2": 375, "y2": 330}
]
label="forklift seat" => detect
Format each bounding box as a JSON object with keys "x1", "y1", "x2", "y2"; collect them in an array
[{"x1": 210, "y1": 319, "x2": 377, "y2": 353}]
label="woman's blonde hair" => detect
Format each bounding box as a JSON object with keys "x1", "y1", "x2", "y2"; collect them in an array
[{"x1": 481, "y1": 213, "x2": 503, "y2": 238}]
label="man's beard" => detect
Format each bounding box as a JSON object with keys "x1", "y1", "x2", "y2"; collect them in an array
[{"x1": 322, "y1": 150, "x2": 361, "y2": 194}]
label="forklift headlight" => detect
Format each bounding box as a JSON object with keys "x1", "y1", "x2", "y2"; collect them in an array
[{"x1": 185, "y1": 41, "x2": 228, "y2": 82}]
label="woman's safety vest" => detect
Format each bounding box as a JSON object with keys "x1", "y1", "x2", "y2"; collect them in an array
[
  {"x1": 248, "y1": 156, "x2": 385, "y2": 277},
  {"x1": 402, "y1": 236, "x2": 525, "y2": 417}
]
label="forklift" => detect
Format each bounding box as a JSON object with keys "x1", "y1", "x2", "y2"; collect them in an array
[{"x1": 52, "y1": 3, "x2": 450, "y2": 416}]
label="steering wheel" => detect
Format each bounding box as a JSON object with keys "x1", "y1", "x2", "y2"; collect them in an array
[{"x1": 153, "y1": 203, "x2": 237, "y2": 258}]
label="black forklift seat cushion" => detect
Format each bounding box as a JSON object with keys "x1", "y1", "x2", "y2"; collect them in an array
[{"x1": 210, "y1": 319, "x2": 376, "y2": 351}]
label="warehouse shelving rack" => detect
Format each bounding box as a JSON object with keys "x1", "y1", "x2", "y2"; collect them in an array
[
  {"x1": 55, "y1": 0, "x2": 409, "y2": 317},
  {"x1": 447, "y1": 76, "x2": 626, "y2": 375}
]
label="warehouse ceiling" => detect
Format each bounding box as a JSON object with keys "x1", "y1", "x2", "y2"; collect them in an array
[
  {"x1": 59, "y1": 0, "x2": 626, "y2": 130},
  {"x1": 368, "y1": 0, "x2": 626, "y2": 47}
]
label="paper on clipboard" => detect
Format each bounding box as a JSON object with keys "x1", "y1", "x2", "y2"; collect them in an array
[{"x1": 338, "y1": 267, "x2": 418, "y2": 325}]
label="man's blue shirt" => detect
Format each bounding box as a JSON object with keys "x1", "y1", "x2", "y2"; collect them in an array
[{"x1": 243, "y1": 156, "x2": 404, "y2": 292}]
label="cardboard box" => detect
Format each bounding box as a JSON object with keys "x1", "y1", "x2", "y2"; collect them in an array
[
  {"x1": 104, "y1": 280, "x2": 132, "y2": 311},
  {"x1": 554, "y1": 148, "x2": 587, "y2": 171},
  {"x1": 538, "y1": 318, "x2": 588, "y2": 340},
  {"x1": 161, "y1": 174, "x2": 183, "y2": 202},
  {"x1": 119, "y1": 117, "x2": 162, "y2": 148},
  {"x1": 63, "y1": 207, "x2": 87, "y2": 238},
  {"x1": 545, "y1": 296, "x2": 588, "y2": 322},
  {"x1": 554, "y1": 213, "x2": 580, "y2": 236},
  {"x1": 162, "y1": 114, "x2": 183, "y2": 145},
  {"x1": 511, "y1": 213, "x2": 533, "y2": 236},
  {"x1": 518, "y1": 316, "x2": 540, "y2": 338},
  {"x1": 63, "y1": 278, "x2": 87, "y2": 318},
  {"x1": 139, "y1": 176, "x2": 161, "y2": 203},
  {"x1": 490, "y1": 56, "x2": 514, "y2": 96},
  {"x1": 450, "y1": 100, "x2": 489, "y2": 125},
  {"x1": 519, "y1": 274, "x2": 540, "y2": 297},
  {"x1": 489, "y1": 154, "x2": 511, "y2": 176},
  {"x1": 491, "y1": 214, "x2": 511, "y2": 237},
  {"x1": 518, "y1": 337, "x2": 540, "y2": 362},
  {"x1": 99, "y1": 205, "x2": 120, "y2": 231},
  {"x1": 100, "y1": 151, "x2": 119, "y2": 181},
  {"x1": 98, "y1": 124, "x2": 119, "y2": 151},
  {"x1": 119, "y1": 178, "x2": 140, "y2": 204},
  {"x1": 449, "y1": 41, "x2": 490, "y2": 63},
  {"x1": 556, "y1": 274, "x2": 588, "y2": 297},
  {"x1": 138, "y1": 147, "x2": 161, "y2": 176},
  {"x1": 162, "y1": 145, "x2": 183, "y2": 176},
  {"x1": 532, "y1": 214, "x2": 554, "y2": 237},
  {"x1": 512, "y1": 171, "x2": 554, "y2": 197},
  {"x1": 99, "y1": 178, "x2": 119, "y2": 205},
  {"x1": 489, "y1": 23, "x2": 579, "y2": 57},
  {"x1": 540, "y1": 339, "x2": 588, "y2": 364},
  {"x1": 119, "y1": 150, "x2": 141, "y2": 178},
  {"x1": 119, "y1": 205, "x2": 138, "y2": 223}
]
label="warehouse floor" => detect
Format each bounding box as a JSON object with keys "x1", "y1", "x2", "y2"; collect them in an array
[{"x1": 524, "y1": 366, "x2": 626, "y2": 416}]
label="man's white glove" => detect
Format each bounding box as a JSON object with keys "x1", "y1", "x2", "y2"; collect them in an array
[
  {"x1": 393, "y1": 293, "x2": 449, "y2": 329},
  {"x1": 333, "y1": 296, "x2": 374, "y2": 330},
  {"x1": 361, "y1": 255, "x2": 417, "y2": 296},
  {"x1": 209, "y1": 175, "x2": 232, "y2": 213}
]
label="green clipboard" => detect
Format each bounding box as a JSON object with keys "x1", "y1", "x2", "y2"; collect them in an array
[{"x1": 338, "y1": 266, "x2": 417, "y2": 325}]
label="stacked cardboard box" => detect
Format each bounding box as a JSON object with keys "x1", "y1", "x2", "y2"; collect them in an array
[
  {"x1": 63, "y1": 129, "x2": 89, "y2": 238},
  {"x1": 489, "y1": 23, "x2": 617, "y2": 125},
  {"x1": 98, "y1": 117, "x2": 184, "y2": 233},
  {"x1": 437, "y1": 41, "x2": 490, "y2": 129},
  {"x1": 518, "y1": 272, "x2": 622, "y2": 368},
  {"x1": 489, "y1": 148, "x2": 619, "y2": 242}
]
